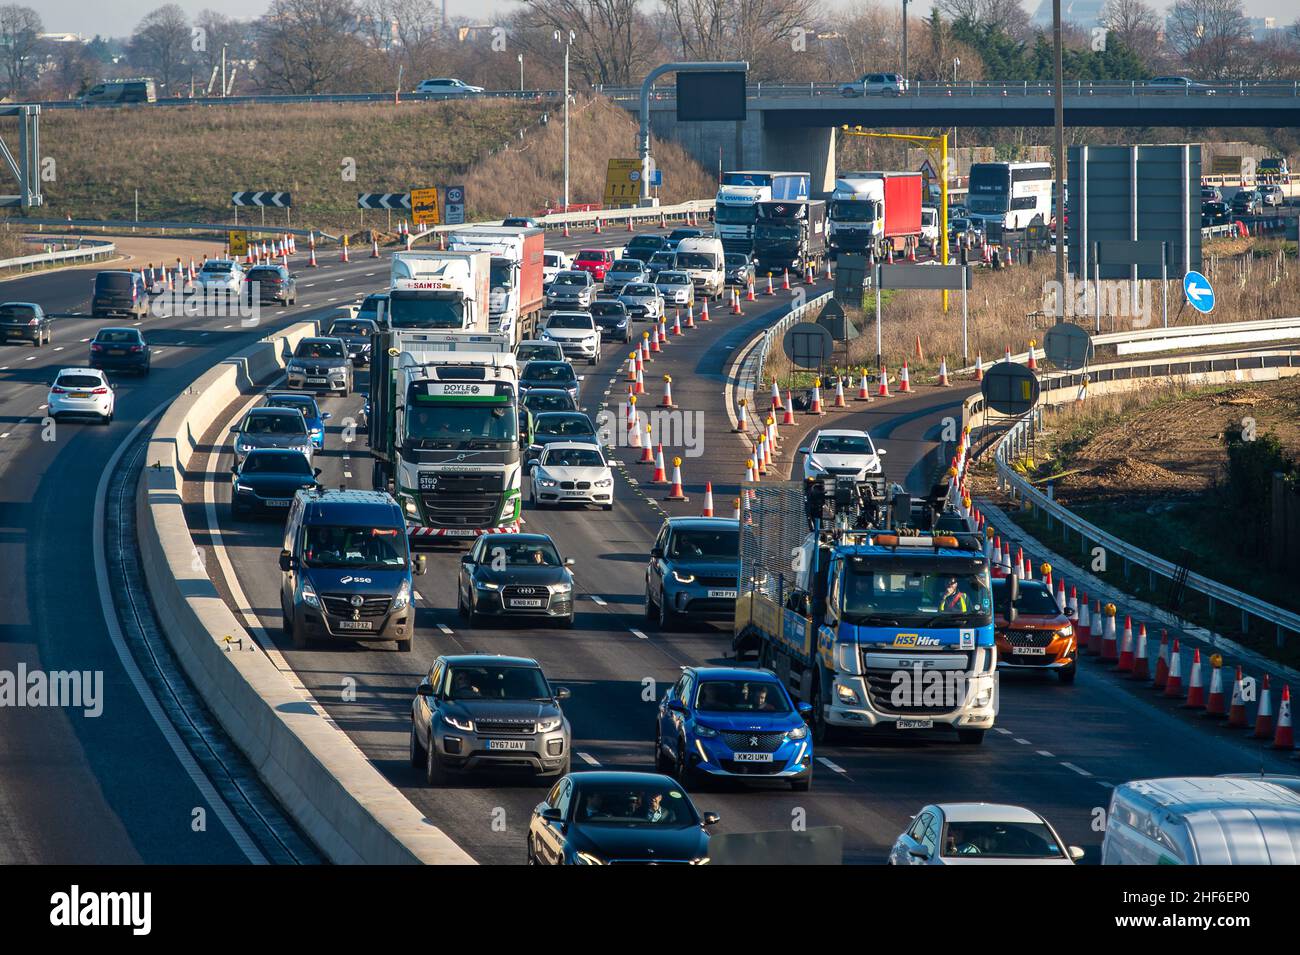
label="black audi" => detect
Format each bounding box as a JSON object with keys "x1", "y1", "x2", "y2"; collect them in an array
[
  {"x1": 457, "y1": 533, "x2": 576, "y2": 627},
  {"x1": 527, "y1": 771, "x2": 719, "y2": 865},
  {"x1": 230, "y1": 448, "x2": 322, "y2": 518}
]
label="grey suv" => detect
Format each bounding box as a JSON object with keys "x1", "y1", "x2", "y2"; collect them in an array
[
  {"x1": 286, "y1": 336, "x2": 353, "y2": 396},
  {"x1": 410, "y1": 654, "x2": 572, "y2": 783}
]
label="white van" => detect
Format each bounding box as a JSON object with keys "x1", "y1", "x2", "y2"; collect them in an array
[
  {"x1": 672, "y1": 236, "x2": 726, "y2": 301},
  {"x1": 1102, "y1": 776, "x2": 1300, "y2": 864},
  {"x1": 920, "y1": 206, "x2": 940, "y2": 252}
]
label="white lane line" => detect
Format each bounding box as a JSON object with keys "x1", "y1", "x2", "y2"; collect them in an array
[
  {"x1": 589, "y1": 594, "x2": 607, "y2": 606},
  {"x1": 198, "y1": 331, "x2": 209, "y2": 337},
  {"x1": 343, "y1": 471, "x2": 352, "y2": 479},
  {"x1": 53, "y1": 346, "x2": 64, "y2": 352},
  {"x1": 437, "y1": 623, "x2": 454, "y2": 635},
  {"x1": 1012, "y1": 737, "x2": 1031, "y2": 745},
  {"x1": 0, "y1": 433, "x2": 8, "y2": 438},
  {"x1": 301, "y1": 283, "x2": 316, "y2": 288},
  {"x1": 578, "y1": 752, "x2": 601, "y2": 767},
  {"x1": 1096, "y1": 781, "x2": 1115, "y2": 789},
  {"x1": 1036, "y1": 750, "x2": 1055, "y2": 758},
  {"x1": 629, "y1": 628, "x2": 648, "y2": 639},
  {"x1": 223, "y1": 324, "x2": 232, "y2": 329},
  {"x1": 413, "y1": 591, "x2": 423, "y2": 601},
  {"x1": 992, "y1": 727, "x2": 1012, "y2": 735},
  {"x1": 817, "y1": 756, "x2": 847, "y2": 774},
  {"x1": 24, "y1": 355, "x2": 35, "y2": 361},
  {"x1": 1060, "y1": 762, "x2": 1093, "y2": 777},
  {"x1": 80, "y1": 337, "x2": 90, "y2": 343}
]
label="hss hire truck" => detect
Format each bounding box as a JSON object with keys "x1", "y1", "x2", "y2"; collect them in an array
[
  {"x1": 733, "y1": 476, "x2": 997, "y2": 745},
  {"x1": 751, "y1": 199, "x2": 827, "y2": 277},
  {"x1": 448, "y1": 226, "x2": 545, "y2": 344},
  {"x1": 369, "y1": 330, "x2": 524, "y2": 541},
  {"x1": 388, "y1": 250, "x2": 491, "y2": 331}
]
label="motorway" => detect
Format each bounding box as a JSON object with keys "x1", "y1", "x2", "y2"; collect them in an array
[{"x1": 11, "y1": 224, "x2": 1300, "y2": 866}]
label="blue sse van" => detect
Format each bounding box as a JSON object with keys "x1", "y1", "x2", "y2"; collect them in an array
[{"x1": 279, "y1": 489, "x2": 425, "y2": 652}]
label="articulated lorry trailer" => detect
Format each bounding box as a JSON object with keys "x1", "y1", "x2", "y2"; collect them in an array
[
  {"x1": 733, "y1": 476, "x2": 997, "y2": 745},
  {"x1": 448, "y1": 226, "x2": 545, "y2": 344},
  {"x1": 369, "y1": 330, "x2": 523, "y2": 541},
  {"x1": 751, "y1": 200, "x2": 827, "y2": 277},
  {"x1": 388, "y1": 251, "x2": 491, "y2": 331},
  {"x1": 827, "y1": 171, "x2": 924, "y2": 259}
]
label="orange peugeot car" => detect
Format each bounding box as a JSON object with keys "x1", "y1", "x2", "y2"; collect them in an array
[{"x1": 992, "y1": 577, "x2": 1077, "y2": 683}]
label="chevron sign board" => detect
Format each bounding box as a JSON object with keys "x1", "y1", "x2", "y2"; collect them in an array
[
  {"x1": 231, "y1": 191, "x2": 292, "y2": 207},
  {"x1": 357, "y1": 193, "x2": 412, "y2": 210}
]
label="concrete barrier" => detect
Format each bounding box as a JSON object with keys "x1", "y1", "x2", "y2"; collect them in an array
[{"x1": 137, "y1": 322, "x2": 474, "y2": 865}]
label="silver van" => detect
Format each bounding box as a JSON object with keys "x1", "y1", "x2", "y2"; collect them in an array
[{"x1": 1102, "y1": 776, "x2": 1300, "y2": 864}]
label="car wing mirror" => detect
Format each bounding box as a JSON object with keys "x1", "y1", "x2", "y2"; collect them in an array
[
  {"x1": 540, "y1": 807, "x2": 563, "y2": 822},
  {"x1": 1068, "y1": 846, "x2": 1085, "y2": 862},
  {"x1": 554, "y1": 686, "x2": 571, "y2": 701},
  {"x1": 416, "y1": 684, "x2": 433, "y2": 697},
  {"x1": 877, "y1": 448, "x2": 887, "y2": 455},
  {"x1": 565, "y1": 557, "x2": 575, "y2": 566},
  {"x1": 702, "y1": 811, "x2": 721, "y2": 827},
  {"x1": 650, "y1": 546, "x2": 664, "y2": 560},
  {"x1": 230, "y1": 463, "x2": 239, "y2": 473},
  {"x1": 908, "y1": 846, "x2": 930, "y2": 860},
  {"x1": 321, "y1": 412, "x2": 332, "y2": 421},
  {"x1": 278, "y1": 550, "x2": 294, "y2": 572},
  {"x1": 313, "y1": 467, "x2": 322, "y2": 477},
  {"x1": 460, "y1": 554, "x2": 474, "y2": 565},
  {"x1": 666, "y1": 699, "x2": 686, "y2": 714}
]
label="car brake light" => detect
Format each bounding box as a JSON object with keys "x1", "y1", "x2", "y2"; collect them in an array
[
  {"x1": 27, "y1": 317, "x2": 38, "y2": 325},
  {"x1": 90, "y1": 343, "x2": 103, "y2": 351},
  {"x1": 130, "y1": 345, "x2": 143, "y2": 352},
  {"x1": 92, "y1": 387, "x2": 109, "y2": 395},
  {"x1": 51, "y1": 386, "x2": 66, "y2": 394}
]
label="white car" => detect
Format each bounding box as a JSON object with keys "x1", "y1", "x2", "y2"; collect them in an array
[
  {"x1": 654, "y1": 270, "x2": 695, "y2": 307},
  {"x1": 541, "y1": 311, "x2": 602, "y2": 365},
  {"x1": 48, "y1": 367, "x2": 115, "y2": 425},
  {"x1": 890, "y1": 803, "x2": 1083, "y2": 865},
  {"x1": 529, "y1": 442, "x2": 614, "y2": 510},
  {"x1": 414, "y1": 77, "x2": 484, "y2": 96},
  {"x1": 840, "y1": 72, "x2": 908, "y2": 97},
  {"x1": 195, "y1": 259, "x2": 246, "y2": 296},
  {"x1": 799, "y1": 429, "x2": 885, "y2": 481},
  {"x1": 542, "y1": 250, "x2": 571, "y2": 287}
]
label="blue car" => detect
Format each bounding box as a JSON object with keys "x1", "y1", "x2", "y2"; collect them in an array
[
  {"x1": 657, "y1": 667, "x2": 813, "y2": 791},
  {"x1": 644, "y1": 516, "x2": 740, "y2": 630},
  {"x1": 262, "y1": 392, "x2": 330, "y2": 450}
]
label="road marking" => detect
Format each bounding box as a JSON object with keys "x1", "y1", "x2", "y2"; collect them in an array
[
  {"x1": 343, "y1": 471, "x2": 352, "y2": 478},
  {"x1": 198, "y1": 331, "x2": 209, "y2": 337},
  {"x1": 629, "y1": 628, "x2": 648, "y2": 639},
  {"x1": 223, "y1": 324, "x2": 232, "y2": 329},
  {"x1": 578, "y1": 752, "x2": 600, "y2": 767},
  {"x1": 1096, "y1": 781, "x2": 1115, "y2": 789},
  {"x1": 80, "y1": 337, "x2": 90, "y2": 342},
  {"x1": 817, "y1": 757, "x2": 847, "y2": 774},
  {"x1": 53, "y1": 346, "x2": 64, "y2": 351},
  {"x1": 24, "y1": 355, "x2": 35, "y2": 361},
  {"x1": 589, "y1": 594, "x2": 607, "y2": 606},
  {"x1": 1013, "y1": 737, "x2": 1031, "y2": 745},
  {"x1": 1060, "y1": 762, "x2": 1093, "y2": 777},
  {"x1": 0, "y1": 433, "x2": 8, "y2": 438},
  {"x1": 413, "y1": 591, "x2": 423, "y2": 601},
  {"x1": 992, "y1": 727, "x2": 1012, "y2": 735},
  {"x1": 301, "y1": 283, "x2": 316, "y2": 288},
  {"x1": 437, "y1": 623, "x2": 454, "y2": 635},
  {"x1": 1036, "y1": 750, "x2": 1055, "y2": 758}
]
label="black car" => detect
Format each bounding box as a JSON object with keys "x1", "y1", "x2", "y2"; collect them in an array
[
  {"x1": 502, "y1": 216, "x2": 542, "y2": 229},
  {"x1": 458, "y1": 533, "x2": 577, "y2": 627},
  {"x1": 1202, "y1": 201, "x2": 1230, "y2": 227},
  {"x1": 521, "y1": 388, "x2": 578, "y2": 416},
  {"x1": 0, "y1": 302, "x2": 52, "y2": 347},
  {"x1": 624, "y1": 234, "x2": 668, "y2": 262},
  {"x1": 91, "y1": 270, "x2": 149, "y2": 319},
  {"x1": 519, "y1": 360, "x2": 580, "y2": 404},
  {"x1": 410, "y1": 654, "x2": 573, "y2": 784},
  {"x1": 527, "y1": 411, "x2": 598, "y2": 466},
  {"x1": 590, "y1": 300, "x2": 632, "y2": 343},
  {"x1": 356, "y1": 292, "x2": 389, "y2": 329},
  {"x1": 327, "y1": 317, "x2": 379, "y2": 365},
  {"x1": 646, "y1": 251, "x2": 677, "y2": 278},
  {"x1": 664, "y1": 228, "x2": 706, "y2": 251},
  {"x1": 89, "y1": 326, "x2": 150, "y2": 374},
  {"x1": 246, "y1": 264, "x2": 298, "y2": 305},
  {"x1": 230, "y1": 449, "x2": 321, "y2": 518},
  {"x1": 528, "y1": 771, "x2": 718, "y2": 865}
]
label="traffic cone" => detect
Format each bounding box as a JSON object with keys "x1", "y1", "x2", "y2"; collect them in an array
[
  {"x1": 746, "y1": 280, "x2": 756, "y2": 302},
  {"x1": 650, "y1": 326, "x2": 660, "y2": 353},
  {"x1": 766, "y1": 274, "x2": 775, "y2": 296},
  {"x1": 937, "y1": 357, "x2": 951, "y2": 387},
  {"x1": 1013, "y1": 548, "x2": 1024, "y2": 580},
  {"x1": 1041, "y1": 563, "x2": 1053, "y2": 591},
  {"x1": 308, "y1": 241, "x2": 318, "y2": 268},
  {"x1": 1273, "y1": 685, "x2": 1294, "y2": 750},
  {"x1": 877, "y1": 364, "x2": 891, "y2": 398},
  {"x1": 1077, "y1": 596, "x2": 1092, "y2": 653},
  {"x1": 640, "y1": 335, "x2": 650, "y2": 363},
  {"x1": 809, "y1": 379, "x2": 825, "y2": 415},
  {"x1": 834, "y1": 377, "x2": 846, "y2": 408},
  {"x1": 898, "y1": 361, "x2": 912, "y2": 393},
  {"x1": 804, "y1": 264, "x2": 815, "y2": 285},
  {"x1": 1226, "y1": 668, "x2": 1249, "y2": 728},
  {"x1": 745, "y1": 459, "x2": 757, "y2": 484},
  {"x1": 701, "y1": 482, "x2": 715, "y2": 517},
  {"x1": 782, "y1": 269, "x2": 791, "y2": 291},
  {"x1": 1131, "y1": 624, "x2": 1150, "y2": 681},
  {"x1": 1183, "y1": 649, "x2": 1205, "y2": 708},
  {"x1": 639, "y1": 427, "x2": 655, "y2": 464},
  {"x1": 684, "y1": 306, "x2": 697, "y2": 329},
  {"x1": 1027, "y1": 341, "x2": 1038, "y2": 371},
  {"x1": 824, "y1": 258, "x2": 832, "y2": 281},
  {"x1": 700, "y1": 300, "x2": 710, "y2": 322},
  {"x1": 652, "y1": 445, "x2": 668, "y2": 484},
  {"x1": 627, "y1": 411, "x2": 641, "y2": 449},
  {"x1": 562, "y1": 222, "x2": 570, "y2": 238},
  {"x1": 974, "y1": 353, "x2": 984, "y2": 382},
  {"x1": 734, "y1": 399, "x2": 748, "y2": 434},
  {"x1": 732, "y1": 497, "x2": 742, "y2": 520},
  {"x1": 665, "y1": 457, "x2": 689, "y2": 501},
  {"x1": 857, "y1": 370, "x2": 870, "y2": 401},
  {"x1": 731, "y1": 289, "x2": 742, "y2": 315},
  {"x1": 341, "y1": 240, "x2": 350, "y2": 263},
  {"x1": 1055, "y1": 577, "x2": 1067, "y2": 613},
  {"x1": 626, "y1": 216, "x2": 634, "y2": 232},
  {"x1": 1115, "y1": 616, "x2": 1135, "y2": 672},
  {"x1": 1004, "y1": 344, "x2": 1013, "y2": 363},
  {"x1": 594, "y1": 218, "x2": 602, "y2": 234},
  {"x1": 1253, "y1": 675, "x2": 1274, "y2": 739},
  {"x1": 1162, "y1": 641, "x2": 1183, "y2": 698},
  {"x1": 1068, "y1": 585, "x2": 1078, "y2": 617},
  {"x1": 1100, "y1": 604, "x2": 1118, "y2": 661},
  {"x1": 672, "y1": 312, "x2": 683, "y2": 336},
  {"x1": 660, "y1": 375, "x2": 675, "y2": 408},
  {"x1": 371, "y1": 236, "x2": 380, "y2": 258},
  {"x1": 1154, "y1": 630, "x2": 1170, "y2": 688},
  {"x1": 755, "y1": 434, "x2": 768, "y2": 475},
  {"x1": 771, "y1": 380, "x2": 783, "y2": 411},
  {"x1": 1022, "y1": 554, "x2": 1032, "y2": 580},
  {"x1": 627, "y1": 353, "x2": 637, "y2": 382},
  {"x1": 658, "y1": 318, "x2": 669, "y2": 345},
  {"x1": 781, "y1": 392, "x2": 795, "y2": 426},
  {"x1": 1204, "y1": 660, "x2": 1226, "y2": 718}
]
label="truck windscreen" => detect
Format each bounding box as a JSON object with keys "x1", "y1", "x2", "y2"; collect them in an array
[
  {"x1": 841, "y1": 563, "x2": 992, "y2": 626},
  {"x1": 404, "y1": 393, "x2": 518, "y2": 448},
  {"x1": 830, "y1": 200, "x2": 875, "y2": 222},
  {"x1": 755, "y1": 224, "x2": 799, "y2": 241},
  {"x1": 714, "y1": 204, "x2": 757, "y2": 224},
  {"x1": 389, "y1": 290, "x2": 465, "y2": 328}
]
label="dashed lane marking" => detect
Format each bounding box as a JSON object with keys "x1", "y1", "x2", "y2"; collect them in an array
[
  {"x1": 1060, "y1": 762, "x2": 1093, "y2": 777},
  {"x1": 589, "y1": 595, "x2": 607, "y2": 606},
  {"x1": 992, "y1": 727, "x2": 1012, "y2": 735},
  {"x1": 1013, "y1": 737, "x2": 1031, "y2": 745},
  {"x1": 578, "y1": 752, "x2": 601, "y2": 767},
  {"x1": 629, "y1": 628, "x2": 648, "y2": 640},
  {"x1": 817, "y1": 757, "x2": 847, "y2": 774},
  {"x1": 1036, "y1": 750, "x2": 1055, "y2": 758},
  {"x1": 1097, "y1": 781, "x2": 1115, "y2": 789},
  {"x1": 437, "y1": 623, "x2": 454, "y2": 635}
]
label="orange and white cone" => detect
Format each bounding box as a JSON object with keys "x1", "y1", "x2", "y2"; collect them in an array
[
  {"x1": 877, "y1": 364, "x2": 891, "y2": 398},
  {"x1": 1131, "y1": 624, "x2": 1150, "y2": 681},
  {"x1": 1100, "y1": 604, "x2": 1118, "y2": 661},
  {"x1": 731, "y1": 289, "x2": 742, "y2": 315},
  {"x1": 650, "y1": 326, "x2": 661, "y2": 353},
  {"x1": 700, "y1": 300, "x2": 710, "y2": 323},
  {"x1": 734, "y1": 399, "x2": 748, "y2": 434},
  {"x1": 701, "y1": 482, "x2": 715, "y2": 517},
  {"x1": 639, "y1": 426, "x2": 655, "y2": 464},
  {"x1": 684, "y1": 306, "x2": 697, "y2": 330},
  {"x1": 665, "y1": 457, "x2": 689, "y2": 501},
  {"x1": 1227, "y1": 667, "x2": 1249, "y2": 728},
  {"x1": 782, "y1": 391, "x2": 795, "y2": 426},
  {"x1": 341, "y1": 240, "x2": 350, "y2": 263},
  {"x1": 1154, "y1": 630, "x2": 1170, "y2": 687},
  {"x1": 627, "y1": 216, "x2": 634, "y2": 232},
  {"x1": 1163, "y1": 640, "x2": 1184, "y2": 698},
  {"x1": 782, "y1": 269, "x2": 791, "y2": 291},
  {"x1": 732, "y1": 497, "x2": 742, "y2": 520},
  {"x1": 672, "y1": 311, "x2": 683, "y2": 336},
  {"x1": 1077, "y1": 596, "x2": 1092, "y2": 653},
  {"x1": 627, "y1": 410, "x2": 641, "y2": 449},
  {"x1": 1027, "y1": 341, "x2": 1038, "y2": 371},
  {"x1": 1183, "y1": 649, "x2": 1205, "y2": 708},
  {"x1": 1253, "y1": 675, "x2": 1274, "y2": 739},
  {"x1": 746, "y1": 279, "x2": 756, "y2": 302},
  {"x1": 652, "y1": 445, "x2": 668, "y2": 484},
  {"x1": 627, "y1": 353, "x2": 638, "y2": 382},
  {"x1": 660, "y1": 375, "x2": 675, "y2": 408},
  {"x1": 635, "y1": 366, "x2": 645, "y2": 395},
  {"x1": 824, "y1": 259, "x2": 832, "y2": 281},
  {"x1": 857, "y1": 369, "x2": 870, "y2": 401},
  {"x1": 809, "y1": 379, "x2": 825, "y2": 415},
  {"x1": 1204, "y1": 660, "x2": 1226, "y2": 718},
  {"x1": 834, "y1": 377, "x2": 846, "y2": 408},
  {"x1": 308, "y1": 243, "x2": 318, "y2": 268},
  {"x1": 1055, "y1": 578, "x2": 1067, "y2": 613},
  {"x1": 974, "y1": 353, "x2": 984, "y2": 382},
  {"x1": 745, "y1": 459, "x2": 757, "y2": 484},
  {"x1": 594, "y1": 218, "x2": 602, "y2": 234},
  {"x1": 898, "y1": 361, "x2": 912, "y2": 393},
  {"x1": 756, "y1": 434, "x2": 768, "y2": 475},
  {"x1": 371, "y1": 236, "x2": 380, "y2": 258},
  {"x1": 1116, "y1": 616, "x2": 1135, "y2": 672},
  {"x1": 937, "y1": 357, "x2": 951, "y2": 387},
  {"x1": 658, "y1": 318, "x2": 669, "y2": 344},
  {"x1": 1068, "y1": 585, "x2": 1078, "y2": 617},
  {"x1": 766, "y1": 274, "x2": 775, "y2": 296},
  {"x1": 1273, "y1": 685, "x2": 1294, "y2": 750},
  {"x1": 771, "y1": 380, "x2": 783, "y2": 411}
]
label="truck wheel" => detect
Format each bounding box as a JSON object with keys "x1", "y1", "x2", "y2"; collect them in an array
[
  {"x1": 811, "y1": 681, "x2": 838, "y2": 745},
  {"x1": 957, "y1": 729, "x2": 985, "y2": 745}
]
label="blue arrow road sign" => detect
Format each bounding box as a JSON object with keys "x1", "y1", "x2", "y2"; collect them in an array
[{"x1": 1183, "y1": 270, "x2": 1215, "y2": 314}]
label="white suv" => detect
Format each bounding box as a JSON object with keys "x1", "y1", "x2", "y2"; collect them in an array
[
  {"x1": 414, "y1": 78, "x2": 484, "y2": 96},
  {"x1": 841, "y1": 72, "x2": 908, "y2": 97},
  {"x1": 48, "y1": 367, "x2": 115, "y2": 425},
  {"x1": 541, "y1": 311, "x2": 602, "y2": 365}
]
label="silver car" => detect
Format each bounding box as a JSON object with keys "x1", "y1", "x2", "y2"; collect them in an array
[
  {"x1": 230, "y1": 407, "x2": 313, "y2": 467},
  {"x1": 286, "y1": 336, "x2": 353, "y2": 396},
  {"x1": 546, "y1": 270, "x2": 595, "y2": 309},
  {"x1": 654, "y1": 270, "x2": 694, "y2": 308},
  {"x1": 195, "y1": 259, "x2": 246, "y2": 296},
  {"x1": 603, "y1": 258, "x2": 649, "y2": 291},
  {"x1": 617, "y1": 282, "x2": 664, "y2": 322}
]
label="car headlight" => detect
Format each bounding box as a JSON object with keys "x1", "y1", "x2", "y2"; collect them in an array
[
  {"x1": 786, "y1": 724, "x2": 808, "y2": 741},
  {"x1": 536, "y1": 476, "x2": 558, "y2": 487},
  {"x1": 443, "y1": 714, "x2": 474, "y2": 732},
  {"x1": 476, "y1": 580, "x2": 500, "y2": 591},
  {"x1": 392, "y1": 579, "x2": 411, "y2": 611},
  {"x1": 974, "y1": 687, "x2": 993, "y2": 708},
  {"x1": 299, "y1": 583, "x2": 320, "y2": 609},
  {"x1": 694, "y1": 723, "x2": 718, "y2": 738},
  {"x1": 594, "y1": 478, "x2": 612, "y2": 488},
  {"x1": 550, "y1": 580, "x2": 572, "y2": 594},
  {"x1": 573, "y1": 851, "x2": 605, "y2": 865},
  {"x1": 1058, "y1": 624, "x2": 1073, "y2": 638},
  {"x1": 238, "y1": 442, "x2": 255, "y2": 454},
  {"x1": 672, "y1": 570, "x2": 696, "y2": 584},
  {"x1": 806, "y1": 457, "x2": 826, "y2": 475},
  {"x1": 537, "y1": 717, "x2": 563, "y2": 733}
]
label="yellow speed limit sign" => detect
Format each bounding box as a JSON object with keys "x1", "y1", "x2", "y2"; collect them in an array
[
  {"x1": 228, "y1": 231, "x2": 248, "y2": 257},
  {"x1": 603, "y1": 159, "x2": 641, "y2": 207},
  {"x1": 411, "y1": 186, "x2": 441, "y2": 226}
]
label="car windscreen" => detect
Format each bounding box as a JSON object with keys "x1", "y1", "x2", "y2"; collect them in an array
[
  {"x1": 941, "y1": 820, "x2": 1063, "y2": 859},
  {"x1": 248, "y1": 269, "x2": 282, "y2": 281},
  {"x1": 524, "y1": 392, "x2": 573, "y2": 413},
  {"x1": 294, "y1": 341, "x2": 345, "y2": 359},
  {"x1": 479, "y1": 538, "x2": 561, "y2": 566},
  {"x1": 658, "y1": 273, "x2": 689, "y2": 285},
  {"x1": 574, "y1": 782, "x2": 698, "y2": 827},
  {"x1": 94, "y1": 329, "x2": 140, "y2": 344},
  {"x1": 442, "y1": 664, "x2": 550, "y2": 701},
  {"x1": 330, "y1": 321, "x2": 374, "y2": 336},
  {"x1": 547, "y1": 315, "x2": 594, "y2": 330},
  {"x1": 55, "y1": 374, "x2": 103, "y2": 389},
  {"x1": 202, "y1": 263, "x2": 233, "y2": 273},
  {"x1": 991, "y1": 580, "x2": 1062, "y2": 617},
  {"x1": 590, "y1": 303, "x2": 626, "y2": 317},
  {"x1": 650, "y1": 253, "x2": 676, "y2": 265},
  {"x1": 814, "y1": 434, "x2": 873, "y2": 454},
  {"x1": 575, "y1": 252, "x2": 605, "y2": 263},
  {"x1": 265, "y1": 396, "x2": 315, "y2": 414},
  {"x1": 302, "y1": 525, "x2": 407, "y2": 569},
  {"x1": 552, "y1": 273, "x2": 586, "y2": 286},
  {"x1": 543, "y1": 446, "x2": 604, "y2": 468},
  {"x1": 695, "y1": 680, "x2": 791, "y2": 714},
  {"x1": 241, "y1": 451, "x2": 313, "y2": 474},
  {"x1": 622, "y1": 284, "x2": 656, "y2": 296},
  {"x1": 0, "y1": 305, "x2": 37, "y2": 321},
  {"x1": 241, "y1": 413, "x2": 306, "y2": 435},
  {"x1": 516, "y1": 344, "x2": 562, "y2": 362},
  {"x1": 536, "y1": 414, "x2": 593, "y2": 436},
  {"x1": 523, "y1": 363, "x2": 575, "y2": 383},
  {"x1": 668, "y1": 528, "x2": 739, "y2": 560},
  {"x1": 725, "y1": 254, "x2": 748, "y2": 267},
  {"x1": 612, "y1": 260, "x2": 643, "y2": 271}
]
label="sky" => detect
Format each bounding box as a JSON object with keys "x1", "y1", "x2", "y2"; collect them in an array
[{"x1": 38, "y1": 0, "x2": 1297, "y2": 41}]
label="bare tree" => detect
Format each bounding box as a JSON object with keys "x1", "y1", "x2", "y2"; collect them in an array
[
  {"x1": 659, "y1": 0, "x2": 819, "y2": 72},
  {"x1": 255, "y1": 0, "x2": 372, "y2": 93},
  {"x1": 518, "y1": 0, "x2": 659, "y2": 87},
  {"x1": 0, "y1": 4, "x2": 42, "y2": 96},
  {"x1": 129, "y1": 4, "x2": 193, "y2": 91},
  {"x1": 934, "y1": 0, "x2": 983, "y2": 22},
  {"x1": 979, "y1": 0, "x2": 1030, "y2": 38},
  {"x1": 192, "y1": 11, "x2": 250, "y2": 88},
  {"x1": 1166, "y1": 0, "x2": 1251, "y2": 79}
]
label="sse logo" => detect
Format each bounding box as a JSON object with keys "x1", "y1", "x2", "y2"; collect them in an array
[{"x1": 892, "y1": 633, "x2": 941, "y2": 647}]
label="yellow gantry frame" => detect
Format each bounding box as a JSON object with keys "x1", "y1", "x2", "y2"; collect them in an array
[{"x1": 839, "y1": 126, "x2": 950, "y2": 311}]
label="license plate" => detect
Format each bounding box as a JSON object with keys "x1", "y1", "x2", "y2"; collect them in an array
[
  {"x1": 109, "y1": 349, "x2": 125, "y2": 355},
  {"x1": 307, "y1": 378, "x2": 327, "y2": 385},
  {"x1": 1013, "y1": 646, "x2": 1047, "y2": 655},
  {"x1": 265, "y1": 499, "x2": 290, "y2": 507},
  {"x1": 487, "y1": 739, "x2": 528, "y2": 751},
  {"x1": 732, "y1": 752, "x2": 773, "y2": 763},
  {"x1": 72, "y1": 392, "x2": 90, "y2": 399},
  {"x1": 708, "y1": 589, "x2": 738, "y2": 599},
  {"x1": 336, "y1": 620, "x2": 373, "y2": 630},
  {"x1": 418, "y1": 474, "x2": 437, "y2": 490},
  {"x1": 509, "y1": 599, "x2": 544, "y2": 608},
  {"x1": 896, "y1": 719, "x2": 934, "y2": 730}
]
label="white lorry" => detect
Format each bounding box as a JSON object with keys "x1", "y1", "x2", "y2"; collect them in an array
[
  {"x1": 713, "y1": 183, "x2": 771, "y2": 256},
  {"x1": 447, "y1": 226, "x2": 546, "y2": 344},
  {"x1": 388, "y1": 250, "x2": 491, "y2": 332}
]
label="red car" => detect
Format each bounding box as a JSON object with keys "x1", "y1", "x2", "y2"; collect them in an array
[{"x1": 573, "y1": 248, "x2": 615, "y2": 282}]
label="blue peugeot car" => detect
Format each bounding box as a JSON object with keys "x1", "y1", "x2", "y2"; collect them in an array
[
  {"x1": 656, "y1": 667, "x2": 813, "y2": 791},
  {"x1": 263, "y1": 392, "x2": 330, "y2": 450},
  {"x1": 644, "y1": 516, "x2": 740, "y2": 630}
]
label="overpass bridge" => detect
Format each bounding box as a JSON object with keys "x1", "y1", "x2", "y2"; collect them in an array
[{"x1": 604, "y1": 80, "x2": 1300, "y2": 193}]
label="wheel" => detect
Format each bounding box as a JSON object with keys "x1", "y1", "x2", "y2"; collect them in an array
[
  {"x1": 425, "y1": 736, "x2": 449, "y2": 785},
  {"x1": 409, "y1": 720, "x2": 425, "y2": 768},
  {"x1": 643, "y1": 584, "x2": 656, "y2": 624},
  {"x1": 456, "y1": 585, "x2": 467, "y2": 617},
  {"x1": 654, "y1": 729, "x2": 671, "y2": 773},
  {"x1": 657, "y1": 589, "x2": 677, "y2": 632},
  {"x1": 101, "y1": 413, "x2": 112, "y2": 426},
  {"x1": 810, "y1": 679, "x2": 838, "y2": 745},
  {"x1": 526, "y1": 837, "x2": 539, "y2": 865},
  {"x1": 673, "y1": 737, "x2": 698, "y2": 787},
  {"x1": 601, "y1": 503, "x2": 613, "y2": 511},
  {"x1": 340, "y1": 383, "x2": 350, "y2": 398},
  {"x1": 1058, "y1": 663, "x2": 1077, "y2": 684},
  {"x1": 588, "y1": 355, "x2": 597, "y2": 366},
  {"x1": 464, "y1": 592, "x2": 478, "y2": 629},
  {"x1": 957, "y1": 729, "x2": 985, "y2": 745}
]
